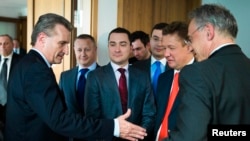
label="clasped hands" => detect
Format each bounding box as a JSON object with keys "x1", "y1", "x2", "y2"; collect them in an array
[{"x1": 116, "y1": 109, "x2": 147, "y2": 141}]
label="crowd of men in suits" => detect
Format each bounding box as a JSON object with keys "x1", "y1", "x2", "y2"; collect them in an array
[{"x1": 1, "y1": 3, "x2": 250, "y2": 141}]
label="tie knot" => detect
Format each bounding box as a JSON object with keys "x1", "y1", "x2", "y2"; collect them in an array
[
  {"x1": 118, "y1": 68, "x2": 126, "y2": 74},
  {"x1": 155, "y1": 61, "x2": 161, "y2": 67},
  {"x1": 80, "y1": 68, "x2": 89, "y2": 75},
  {"x1": 3, "y1": 58, "x2": 8, "y2": 63}
]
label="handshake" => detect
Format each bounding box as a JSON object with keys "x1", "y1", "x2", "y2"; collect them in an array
[{"x1": 116, "y1": 109, "x2": 147, "y2": 141}]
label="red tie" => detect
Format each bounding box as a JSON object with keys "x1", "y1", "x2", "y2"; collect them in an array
[
  {"x1": 118, "y1": 68, "x2": 128, "y2": 114},
  {"x1": 158, "y1": 73, "x2": 179, "y2": 141}
]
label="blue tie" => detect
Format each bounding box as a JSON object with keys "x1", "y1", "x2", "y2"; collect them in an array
[
  {"x1": 77, "y1": 68, "x2": 89, "y2": 112},
  {"x1": 153, "y1": 61, "x2": 161, "y2": 96}
]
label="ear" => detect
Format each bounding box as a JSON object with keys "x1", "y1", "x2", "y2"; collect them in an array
[
  {"x1": 37, "y1": 32, "x2": 47, "y2": 46},
  {"x1": 205, "y1": 23, "x2": 215, "y2": 40}
]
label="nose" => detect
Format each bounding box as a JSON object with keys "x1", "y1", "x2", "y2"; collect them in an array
[
  {"x1": 64, "y1": 45, "x2": 69, "y2": 55},
  {"x1": 164, "y1": 48, "x2": 170, "y2": 58}
]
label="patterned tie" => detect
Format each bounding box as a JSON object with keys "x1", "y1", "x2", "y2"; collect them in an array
[
  {"x1": 118, "y1": 68, "x2": 128, "y2": 114},
  {"x1": 158, "y1": 72, "x2": 179, "y2": 141},
  {"x1": 153, "y1": 61, "x2": 161, "y2": 96},
  {"x1": 77, "y1": 68, "x2": 89, "y2": 112},
  {"x1": 0, "y1": 58, "x2": 8, "y2": 89}
]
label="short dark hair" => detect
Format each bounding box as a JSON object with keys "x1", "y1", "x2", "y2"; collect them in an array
[
  {"x1": 75, "y1": 34, "x2": 96, "y2": 46},
  {"x1": 0, "y1": 34, "x2": 13, "y2": 42},
  {"x1": 131, "y1": 31, "x2": 150, "y2": 47},
  {"x1": 151, "y1": 22, "x2": 169, "y2": 35},
  {"x1": 163, "y1": 21, "x2": 188, "y2": 43},
  {"x1": 31, "y1": 13, "x2": 73, "y2": 46},
  {"x1": 108, "y1": 27, "x2": 131, "y2": 43}
]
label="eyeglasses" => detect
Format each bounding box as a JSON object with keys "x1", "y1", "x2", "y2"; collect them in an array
[{"x1": 184, "y1": 25, "x2": 203, "y2": 45}]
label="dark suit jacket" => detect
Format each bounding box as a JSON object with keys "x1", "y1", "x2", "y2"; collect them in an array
[
  {"x1": 166, "y1": 45, "x2": 250, "y2": 141},
  {"x1": 84, "y1": 63, "x2": 156, "y2": 140},
  {"x1": 59, "y1": 64, "x2": 100, "y2": 114},
  {"x1": 154, "y1": 68, "x2": 174, "y2": 138},
  {"x1": 19, "y1": 47, "x2": 27, "y2": 57},
  {"x1": 5, "y1": 50, "x2": 114, "y2": 141},
  {"x1": 132, "y1": 57, "x2": 168, "y2": 79},
  {"x1": 0, "y1": 53, "x2": 21, "y2": 122},
  {"x1": 154, "y1": 60, "x2": 195, "y2": 139}
]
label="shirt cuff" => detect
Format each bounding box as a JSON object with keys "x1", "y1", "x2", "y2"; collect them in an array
[{"x1": 113, "y1": 119, "x2": 120, "y2": 137}]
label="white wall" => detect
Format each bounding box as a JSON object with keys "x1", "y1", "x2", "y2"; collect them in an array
[
  {"x1": 97, "y1": 0, "x2": 118, "y2": 65},
  {"x1": 202, "y1": 0, "x2": 250, "y2": 58}
]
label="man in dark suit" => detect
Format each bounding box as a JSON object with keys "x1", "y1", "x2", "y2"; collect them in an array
[
  {"x1": 133, "y1": 23, "x2": 168, "y2": 99},
  {"x1": 5, "y1": 13, "x2": 147, "y2": 141},
  {"x1": 154, "y1": 21, "x2": 194, "y2": 141},
  {"x1": 84, "y1": 27, "x2": 156, "y2": 140},
  {"x1": 0, "y1": 34, "x2": 21, "y2": 140},
  {"x1": 59, "y1": 34, "x2": 100, "y2": 141},
  {"x1": 13, "y1": 39, "x2": 27, "y2": 57},
  {"x1": 165, "y1": 4, "x2": 250, "y2": 141}
]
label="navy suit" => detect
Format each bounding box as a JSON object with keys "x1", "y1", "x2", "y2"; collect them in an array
[
  {"x1": 84, "y1": 63, "x2": 156, "y2": 140},
  {"x1": 154, "y1": 68, "x2": 174, "y2": 139},
  {"x1": 59, "y1": 64, "x2": 99, "y2": 114},
  {"x1": 5, "y1": 50, "x2": 114, "y2": 141},
  {"x1": 132, "y1": 57, "x2": 168, "y2": 100},
  {"x1": 166, "y1": 45, "x2": 250, "y2": 141}
]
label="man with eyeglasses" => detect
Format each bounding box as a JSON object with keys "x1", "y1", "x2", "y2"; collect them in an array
[{"x1": 164, "y1": 4, "x2": 250, "y2": 141}]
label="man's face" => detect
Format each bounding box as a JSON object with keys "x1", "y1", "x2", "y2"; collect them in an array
[
  {"x1": 74, "y1": 38, "x2": 97, "y2": 67},
  {"x1": 108, "y1": 33, "x2": 131, "y2": 67},
  {"x1": 163, "y1": 33, "x2": 193, "y2": 70},
  {"x1": 0, "y1": 36, "x2": 14, "y2": 57},
  {"x1": 187, "y1": 19, "x2": 207, "y2": 61},
  {"x1": 132, "y1": 39, "x2": 149, "y2": 60},
  {"x1": 42, "y1": 24, "x2": 71, "y2": 64},
  {"x1": 150, "y1": 29, "x2": 166, "y2": 60}
]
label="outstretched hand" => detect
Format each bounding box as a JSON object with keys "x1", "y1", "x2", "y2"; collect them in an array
[{"x1": 117, "y1": 109, "x2": 147, "y2": 141}]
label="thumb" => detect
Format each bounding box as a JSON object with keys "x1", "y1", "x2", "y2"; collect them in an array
[{"x1": 120, "y1": 108, "x2": 131, "y2": 120}]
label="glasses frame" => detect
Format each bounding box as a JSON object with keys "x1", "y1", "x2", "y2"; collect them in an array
[{"x1": 184, "y1": 25, "x2": 203, "y2": 45}]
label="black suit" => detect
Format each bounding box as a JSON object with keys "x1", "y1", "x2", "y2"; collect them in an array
[
  {"x1": 166, "y1": 45, "x2": 250, "y2": 141},
  {"x1": 5, "y1": 50, "x2": 114, "y2": 141},
  {"x1": 18, "y1": 47, "x2": 27, "y2": 57},
  {"x1": 0, "y1": 53, "x2": 21, "y2": 132}
]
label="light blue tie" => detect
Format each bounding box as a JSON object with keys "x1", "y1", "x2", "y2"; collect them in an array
[{"x1": 153, "y1": 61, "x2": 161, "y2": 96}]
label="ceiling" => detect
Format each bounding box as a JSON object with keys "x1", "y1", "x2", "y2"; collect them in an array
[{"x1": 0, "y1": 0, "x2": 27, "y2": 18}]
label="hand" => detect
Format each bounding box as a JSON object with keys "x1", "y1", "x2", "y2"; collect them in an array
[{"x1": 117, "y1": 109, "x2": 147, "y2": 141}]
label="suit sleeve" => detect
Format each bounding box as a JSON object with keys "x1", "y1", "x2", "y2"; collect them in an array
[
  {"x1": 84, "y1": 71, "x2": 102, "y2": 118},
  {"x1": 140, "y1": 71, "x2": 157, "y2": 135},
  {"x1": 25, "y1": 63, "x2": 114, "y2": 140}
]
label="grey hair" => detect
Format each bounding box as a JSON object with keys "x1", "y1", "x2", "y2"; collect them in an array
[
  {"x1": 31, "y1": 13, "x2": 73, "y2": 46},
  {"x1": 189, "y1": 4, "x2": 238, "y2": 38}
]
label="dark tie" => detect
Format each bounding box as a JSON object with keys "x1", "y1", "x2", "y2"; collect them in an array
[
  {"x1": 0, "y1": 58, "x2": 8, "y2": 89},
  {"x1": 118, "y1": 68, "x2": 128, "y2": 114},
  {"x1": 77, "y1": 68, "x2": 89, "y2": 112},
  {"x1": 152, "y1": 61, "x2": 161, "y2": 96}
]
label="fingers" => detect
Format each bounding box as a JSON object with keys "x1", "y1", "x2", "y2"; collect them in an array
[
  {"x1": 119, "y1": 121, "x2": 147, "y2": 140},
  {"x1": 119, "y1": 108, "x2": 131, "y2": 120}
]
